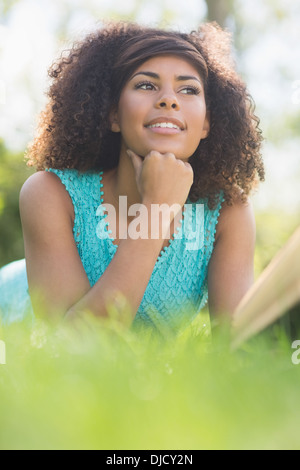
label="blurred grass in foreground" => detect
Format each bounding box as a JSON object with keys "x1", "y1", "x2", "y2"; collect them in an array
[{"x1": 1, "y1": 311, "x2": 300, "y2": 450}]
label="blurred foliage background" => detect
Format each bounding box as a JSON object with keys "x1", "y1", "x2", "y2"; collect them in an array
[
  {"x1": 0, "y1": 0, "x2": 299, "y2": 272},
  {"x1": 0, "y1": 141, "x2": 34, "y2": 266}
]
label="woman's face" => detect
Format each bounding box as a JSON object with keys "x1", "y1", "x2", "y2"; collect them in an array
[{"x1": 111, "y1": 55, "x2": 210, "y2": 161}]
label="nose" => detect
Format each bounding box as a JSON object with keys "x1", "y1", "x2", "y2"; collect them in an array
[{"x1": 155, "y1": 93, "x2": 180, "y2": 110}]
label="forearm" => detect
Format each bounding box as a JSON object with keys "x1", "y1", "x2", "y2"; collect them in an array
[{"x1": 66, "y1": 209, "x2": 168, "y2": 321}]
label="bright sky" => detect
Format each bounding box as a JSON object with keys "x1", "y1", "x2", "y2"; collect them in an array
[{"x1": 0, "y1": 0, "x2": 299, "y2": 211}]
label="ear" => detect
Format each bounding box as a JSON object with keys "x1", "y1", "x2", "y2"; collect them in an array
[
  {"x1": 201, "y1": 114, "x2": 210, "y2": 139},
  {"x1": 109, "y1": 107, "x2": 121, "y2": 133}
]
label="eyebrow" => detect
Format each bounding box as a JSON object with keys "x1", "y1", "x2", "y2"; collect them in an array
[{"x1": 130, "y1": 71, "x2": 202, "y2": 84}]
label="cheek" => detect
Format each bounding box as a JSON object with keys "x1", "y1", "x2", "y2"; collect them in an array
[
  {"x1": 118, "y1": 90, "x2": 143, "y2": 118},
  {"x1": 117, "y1": 100, "x2": 143, "y2": 134},
  {"x1": 188, "y1": 105, "x2": 207, "y2": 135},
  {"x1": 116, "y1": 99, "x2": 146, "y2": 151}
]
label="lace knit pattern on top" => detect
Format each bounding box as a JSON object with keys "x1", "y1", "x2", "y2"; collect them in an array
[{"x1": 47, "y1": 168, "x2": 224, "y2": 335}]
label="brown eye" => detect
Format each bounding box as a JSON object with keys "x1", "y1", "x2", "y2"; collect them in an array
[
  {"x1": 180, "y1": 86, "x2": 201, "y2": 95},
  {"x1": 135, "y1": 81, "x2": 156, "y2": 91}
]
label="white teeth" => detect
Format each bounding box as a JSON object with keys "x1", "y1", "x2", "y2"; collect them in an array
[{"x1": 147, "y1": 122, "x2": 180, "y2": 130}]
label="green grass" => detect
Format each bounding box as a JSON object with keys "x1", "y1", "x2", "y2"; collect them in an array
[
  {"x1": 0, "y1": 208, "x2": 299, "y2": 450},
  {"x1": 1, "y1": 313, "x2": 300, "y2": 450}
]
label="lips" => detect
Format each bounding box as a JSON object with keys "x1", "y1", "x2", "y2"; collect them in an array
[{"x1": 145, "y1": 117, "x2": 185, "y2": 131}]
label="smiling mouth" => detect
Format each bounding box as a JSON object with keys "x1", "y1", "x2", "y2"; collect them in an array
[
  {"x1": 145, "y1": 124, "x2": 183, "y2": 135},
  {"x1": 145, "y1": 117, "x2": 185, "y2": 132},
  {"x1": 146, "y1": 122, "x2": 181, "y2": 130},
  {"x1": 145, "y1": 119, "x2": 186, "y2": 136}
]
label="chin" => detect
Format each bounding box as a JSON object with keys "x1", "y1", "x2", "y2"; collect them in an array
[{"x1": 140, "y1": 147, "x2": 187, "y2": 159}]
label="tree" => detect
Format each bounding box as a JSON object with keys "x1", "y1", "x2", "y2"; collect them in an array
[
  {"x1": 0, "y1": 141, "x2": 34, "y2": 266},
  {"x1": 204, "y1": 0, "x2": 235, "y2": 27}
]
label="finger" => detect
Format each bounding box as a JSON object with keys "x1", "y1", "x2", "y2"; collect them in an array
[
  {"x1": 126, "y1": 149, "x2": 143, "y2": 175},
  {"x1": 183, "y1": 161, "x2": 192, "y2": 170}
]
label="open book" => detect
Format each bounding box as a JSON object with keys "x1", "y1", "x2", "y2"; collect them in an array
[{"x1": 231, "y1": 226, "x2": 300, "y2": 349}]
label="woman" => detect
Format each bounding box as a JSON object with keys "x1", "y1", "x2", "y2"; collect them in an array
[{"x1": 0, "y1": 22, "x2": 264, "y2": 336}]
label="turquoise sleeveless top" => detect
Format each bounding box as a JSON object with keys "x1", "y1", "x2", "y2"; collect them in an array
[{"x1": 0, "y1": 169, "x2": 224, "y2": 335}]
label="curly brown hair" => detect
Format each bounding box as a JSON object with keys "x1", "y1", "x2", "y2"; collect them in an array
[{"x1": 26, "y1": 21, "x2": 265, "y2": 207}]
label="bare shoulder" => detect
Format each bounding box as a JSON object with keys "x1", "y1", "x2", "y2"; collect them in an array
[
  {"x1": 216, "y1": 193, "x2": 256, "y2": 244},
  {"x1": 20, "y1": 171, "x2": 74, "y2": 227},
  {"x1": 19, "y1": 171, "x2": 90, "y2": 317}
]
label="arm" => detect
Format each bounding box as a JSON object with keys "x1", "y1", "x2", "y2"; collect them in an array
[
  {"x1": 207, "y1": 196, "x2": 256, "y2": 320},
  {"x1": 20, "y1": 171, "x2": 166, "y2": 321}
]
